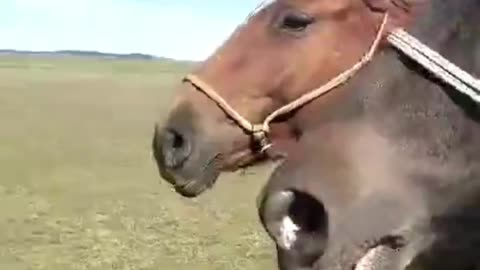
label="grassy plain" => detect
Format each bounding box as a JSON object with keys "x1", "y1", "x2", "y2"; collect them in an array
[{"x1": 0, "y1": 56, "x2": 276, "y2": 270}]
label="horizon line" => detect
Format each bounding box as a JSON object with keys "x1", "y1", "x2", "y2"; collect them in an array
[{"x1": 0, "y1": 48, "x2": 203, "y2": 62}]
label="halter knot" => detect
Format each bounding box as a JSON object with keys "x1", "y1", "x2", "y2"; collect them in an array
[{"x1": 251, "y1": 125, "x2": 272, "y2": 153}]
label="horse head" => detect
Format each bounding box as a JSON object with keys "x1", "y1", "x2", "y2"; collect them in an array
[{"x1": 152, "y1": 0, "x2": 423, "y2": 197}]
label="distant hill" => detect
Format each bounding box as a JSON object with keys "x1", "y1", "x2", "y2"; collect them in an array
[{"x1": 0, "y1": 49, "x2": 197, "y2": 64}]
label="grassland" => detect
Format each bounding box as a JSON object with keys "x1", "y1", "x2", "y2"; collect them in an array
[{"x1": 0, "y1": 55, "x2": 276, "y2": 270}]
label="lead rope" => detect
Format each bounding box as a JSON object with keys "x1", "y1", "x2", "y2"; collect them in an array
[
  {"x1": 183, "y1": 14, "x2": 389, "y2": 153},
  {"x1": 387, "y1": 29, "x2": 480, "y2": 102}
]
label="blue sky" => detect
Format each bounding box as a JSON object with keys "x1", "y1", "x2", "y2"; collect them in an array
[{"x1": 0, "y1": 0, "x2": 264, "y2": 61}]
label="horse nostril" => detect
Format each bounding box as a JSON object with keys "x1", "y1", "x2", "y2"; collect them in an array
[
  {"x1": 261, "y1": 189, "x2": 328, "y2": 267},
  {"x1": 171, "y1": 131, "x2": 184, "y2": 149},
  {"x1": 161, "y1": 128, "x2": 192, "y2": 169}
]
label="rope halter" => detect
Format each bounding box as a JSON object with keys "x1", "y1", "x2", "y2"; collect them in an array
[{"x1": 182, "y1": 14, "x2": 389, "y2": 154}]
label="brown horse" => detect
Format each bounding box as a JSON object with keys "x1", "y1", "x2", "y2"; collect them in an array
[
  {"x1": 256, "y1": 0, "x2": 480, "y2": 269},
  {"x1": 152, "y1": 0, "x2": 429, "y2": 197}
]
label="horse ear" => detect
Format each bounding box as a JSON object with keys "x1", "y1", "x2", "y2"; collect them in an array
[
  {"x1": 363, "y1": 0, "x2": 391, "y2": 12},
  {"x1": 364, "y1": 0, "x2": 421, "y2": 30},
  {"x1": 364, "y1": 0, "x2": 419, "y2": 13}
]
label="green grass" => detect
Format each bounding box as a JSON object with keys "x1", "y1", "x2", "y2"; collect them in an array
[{"x1": 0, "y1": 56, "x2": 276, "y2": 270}]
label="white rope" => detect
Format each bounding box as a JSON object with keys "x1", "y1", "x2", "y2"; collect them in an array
[{"x1": 387, "y1": 29, "x2": 480, "y2": 103}]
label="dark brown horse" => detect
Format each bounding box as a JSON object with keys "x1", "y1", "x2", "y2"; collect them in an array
[
  {"x1": 256, "y1": 0, "x2": 480, "y2": 269},
  {"x1": 152, "y1": 0, "x2": 429, "y2": 197}
]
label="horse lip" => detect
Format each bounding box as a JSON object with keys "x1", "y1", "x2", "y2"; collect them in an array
[
  {"x1": 174, "y1": 180, "x2": 208, "y2": 198},
  {"x1": 160, "y1": 151, "x2": 221, "y2": 197}
]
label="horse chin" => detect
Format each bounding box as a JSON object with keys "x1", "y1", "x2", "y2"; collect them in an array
[
  {"x1": 157, "y1": 139, "x2": 266, "y2": 198},
  {"x1": 166, "y1": 172, "x2": 221, "y2": 198},
  {"x1": 173, "y1": 178, "x2": 213, "y2": 198},
  {"x1": 157, "y1": 154, "x2": 221, "y2": 198}
]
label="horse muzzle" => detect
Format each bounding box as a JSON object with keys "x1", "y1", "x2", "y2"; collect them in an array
[{"x1": 152, "y1": 123, "x2": 203, "y2": 198}]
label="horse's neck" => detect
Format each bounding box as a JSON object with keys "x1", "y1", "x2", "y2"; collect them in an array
[
  {"x1": 376, "y1": 0, "x2": 480, "y2": 121},
  {"x1": 360, "y1": 0, "x2": 480, "y2": 166},
  {"x1": 390, "y1": 0, "x2": 480, "y2": 215}
]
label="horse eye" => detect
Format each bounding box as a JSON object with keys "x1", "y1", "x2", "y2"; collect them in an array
[{"x1": 280, "y1": 12, "x2": 314, "y2": 32}]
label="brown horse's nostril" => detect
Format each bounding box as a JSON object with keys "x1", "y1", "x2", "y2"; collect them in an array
[
  {"x1": 160, "y1": 127, "x2": 192, "y2": 170},
  {"x1": 261, "y1": 189, "x2": 328, "y2": 267}
]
